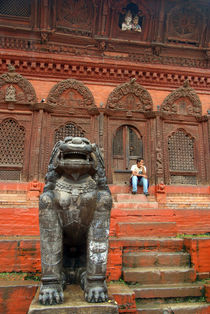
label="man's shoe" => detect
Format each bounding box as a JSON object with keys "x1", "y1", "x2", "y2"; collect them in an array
[
  {"x1": 144, "y1": 192, "x2": 150, "y2": 196},
  {"x1": 132, "y1": 191, "x2": 137, "y2": 194}
]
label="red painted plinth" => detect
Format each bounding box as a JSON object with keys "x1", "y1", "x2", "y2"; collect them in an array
[
  {"x1": 0, "y1": 282, "x2": 38, "y2": 314},
  {"x1": 184, "y1": 238, "x2": 210, "y2": 277}
]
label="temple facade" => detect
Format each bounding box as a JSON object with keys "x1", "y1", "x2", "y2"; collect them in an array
[{"x1": 0, "y1": 0, "x2": 209, "y2": 186}]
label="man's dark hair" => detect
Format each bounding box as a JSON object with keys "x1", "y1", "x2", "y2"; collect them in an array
[{"x1": 136, "y1": 158, "x2": 144, "y2": 163}]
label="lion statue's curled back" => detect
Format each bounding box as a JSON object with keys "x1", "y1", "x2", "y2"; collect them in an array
[{"x1": 39, "y1": 137, "x2": 112, "y2": 305}]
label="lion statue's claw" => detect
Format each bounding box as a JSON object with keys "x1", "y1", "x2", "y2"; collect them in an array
[
  {"x1": 85, "y1": 286, "x2": 108, "y2": 303},
  {"x1": 39, "y1": 284, "x2": 64, "y2": 305}
]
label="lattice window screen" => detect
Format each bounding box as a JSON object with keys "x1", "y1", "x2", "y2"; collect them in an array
[
  {"x1": 54, "y1": 123, "x2": 85, "y2": 143},
  {"x1": 0, "y1": 119, "x2": 25, "y2": 166},
  {"x1": 168, "y1": 130, "x2": 195, "y2": 171},
  {"x1": 129, "y1": 126, "x2": 142, "y2": 157},
  {"x1": 0, "y1": 0, "x2": 31, "y2": 17},
  {"x1": 113, "y1": 127, "x2": 123, "y2": 156}
]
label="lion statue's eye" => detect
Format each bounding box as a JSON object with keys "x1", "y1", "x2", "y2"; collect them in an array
[{"x1": 82, "y1": 138, "x2": 90, "y2": 144}]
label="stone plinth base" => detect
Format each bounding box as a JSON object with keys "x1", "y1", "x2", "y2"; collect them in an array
[{"x1": 28, "y1": 285, "x2": 118, "y2": 314}]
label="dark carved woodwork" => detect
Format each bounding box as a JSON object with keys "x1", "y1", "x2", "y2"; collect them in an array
[
  {"x1": 0, "y1": 65, "x2": 37, "y2": 109},
  {"x1": 0, "y1": 66, "x2": 209, "y2": 185},
  {"x1": 106, "y1": 78, "x2": 153, "y2": 112},
  {"x1": 168, "y1": 129, "x2": 195, "y2": 172},
  {"x1": 166, "y1": 2, "x2": 206, "y2": 46},
  {"x1": 161, "y1": 80, "x2": 202, "y2": 116},
  {"x1": 56, "y1": 0, "x2": 95, "y2": 36},
  {"x1": 39, "y1": 137, "x2": 112, "y2": 304},
  {"x1": 46, "y1": 78, "x2": 97, "y2": 114},
  {"x1": 0, "y1": 118, "x2": 25, "y2": 181},
  {"x1": 155, "y1": 114, "x2": 164, "y2": 185},
  {"x1": 168, "y1": 129, "x2": 197, "y2": 185}
]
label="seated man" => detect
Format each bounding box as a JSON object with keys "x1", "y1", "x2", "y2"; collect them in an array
[{"x1": 131, "y1": 158, "x2": 149, "y2": 196}]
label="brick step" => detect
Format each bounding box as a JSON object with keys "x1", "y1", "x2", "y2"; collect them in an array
[
  {"x1": 111, "y1": 208, "x2": 174, "y2": 220},
  {"x1": 136, "y1": 302, "x2": 210, "y2": 314},
  {"x1": 116, "y1": 222, "x2": 177, "y2": 237},
  {"x1": 113, "y1": 202, "x2": 158, "y2": 209},
  {"x1": 109, "y1": 237, "x2": 185, "y2": 252},
  {"x1": 108, "y1": 283, "x2": 136, "y2": 313},
  {"x1": 0, "y1": 236, "x2": 41, "y2": 272},
  {"x1": 113, "y1": 193, "x2": 155, "y2": 202},
  {"x1": 0, "y1": 207, "x2": 39, "y2": 235},
  {"x1": 123, "y1": 252, "x2": 190, "y2": 268},
  {"x1": 0, "y1": 280, "x2": 38, "y2": 314},
  {"x1": 167, "y1": 197, "x2": 210, "y2": 201},
  {"x1": 133, "y1": 283, "x2": 204, "y2": 299},
  {"x1": 123, "y1": 267, "x2": 196, "y2": 284},
  {"x1": 0, "y1": 193, "x2": 27, "y2": 200},
  {"x1": 163, "y1": 204, "x2": 210, "y2": 210}
]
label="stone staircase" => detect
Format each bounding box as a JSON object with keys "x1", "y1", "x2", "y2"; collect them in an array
[
  {"x1": 109, "y1": 186, "x2": 210, "y2": 313},
  {"x1": 0, "y1": 186, "x2": 210, "y2": 313}
]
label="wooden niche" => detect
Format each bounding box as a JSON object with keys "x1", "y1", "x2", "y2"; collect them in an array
[
  {"x1": 110, "y1": 0, "x2": 152, "y2": 42},
  {"x1": 160, "y1": 81, "x2": 207, "y2": 185},
  {"x1": 104, "y1": 79, "x2": 153, "y2": 184},
  {"x1": 40, "y1": 78, "x2": 99, "y2": 179},
  {"x1": 0, "y1": 65, "x2": 37, "y2": 181}
]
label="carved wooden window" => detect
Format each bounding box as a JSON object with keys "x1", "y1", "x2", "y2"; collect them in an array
[
  {"x1": 0, "y1": 118, "x2": 25, "y2": 180},
  {"x1": 54, "y1": 122, "x2": 85, "y2": 143},
  {"x1": 168, "y1": 130, "x2": 195, "y2": 172},
  {"x1": 0, "y1": 0, "x2": 31, "y2": 17},
  {"x1": 113, "y1": 125, "x2": 143, "y2": 170}
]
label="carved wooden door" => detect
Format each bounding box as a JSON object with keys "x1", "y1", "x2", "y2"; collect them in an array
[{"x1": 113, "y1": 125, "x2": 143, "y2": 170}]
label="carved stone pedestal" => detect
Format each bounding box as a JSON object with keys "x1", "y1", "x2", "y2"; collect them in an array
[{"x1": 28, "y1": 285, "x2": 118, "y2": 314}]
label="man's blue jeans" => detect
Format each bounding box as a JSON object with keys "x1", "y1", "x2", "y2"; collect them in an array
[{"x1": 131, "y1": 176, "x2": 149, "y2": 193}]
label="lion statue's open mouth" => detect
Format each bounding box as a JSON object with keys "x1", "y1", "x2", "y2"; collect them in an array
[{"x1": 39, "y1": 137, "x2": 112, "y2": 305}]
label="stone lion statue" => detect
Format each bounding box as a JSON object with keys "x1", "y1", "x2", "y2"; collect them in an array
[{"x1": 39, "y1": 137, "x2": 112, "y2": 305}]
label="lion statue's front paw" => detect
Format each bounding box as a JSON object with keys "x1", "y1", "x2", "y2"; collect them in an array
[
  {"x1": 85, "y1": 286, "x2": 108, "y2": 303},
  {"x1": 39, "y1": 284, "x2": 64, "y2": 305}
]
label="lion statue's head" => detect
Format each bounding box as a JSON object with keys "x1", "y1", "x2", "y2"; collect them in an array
[{"x1": 44, "y1": 137, "x2": 107, "y2": 192}]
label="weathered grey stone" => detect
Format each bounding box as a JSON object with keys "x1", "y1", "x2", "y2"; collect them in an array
[
  {"x1": 28, "y1": 286, "x2": 118, "y2": 313},
  {"x1": 38, "y1": 137, "x2": 112, "y2": 305}
]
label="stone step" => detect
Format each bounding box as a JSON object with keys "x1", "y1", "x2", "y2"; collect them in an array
[
  {"x1": 136, "y1": 302, "x2": 210, "y2": 314},
  {"x1": 108, "y1": 283, "x2": 136, "y2": 313},
  {"x1": 116, "y1": 222, "x2": 177, "y2": 237},
  {"x1": 113, "y1": 202, "x2": 158, "y2": 209},
  {"x1": 109, "y1": 237, "x2": 185, "y2": 252},
  {"x1": 114, "y1": 193, "x2": 155, "y2": 202},
  {"x1": 123, "y1": 267, "x2": 196, "y2": 284},
  {"x1": 163, "y1": 204, "x2": 210, "y2": 210},
  {"x1": 0, "y1": 236, "x2": 41, "y2": 272},
  {"x1": 28, "y1": 285, "x2": 118, "y2": 314},
  {"x1": 123, "y1": 252, "x2": 190, "y2": 268},
  {"x1": 133, "y1": 283, "x2": 204, "y2": 299}
]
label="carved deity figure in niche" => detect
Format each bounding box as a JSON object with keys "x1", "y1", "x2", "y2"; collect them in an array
[
  {"x1": 39, "y1": 137, "x2": 112, "y2": 305},
  {"x1": 132, "y1": 15, "x2": 142, "y2": 32},
  {"x1": 5, "y1": 85, "x2": 16, "y2": 102},
  {"x1": 119, "y1": 2, "x2": 143, "y2": 32},
  {"x1": 122, "y1": 10, "x2": 132, "y2": 31}
]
